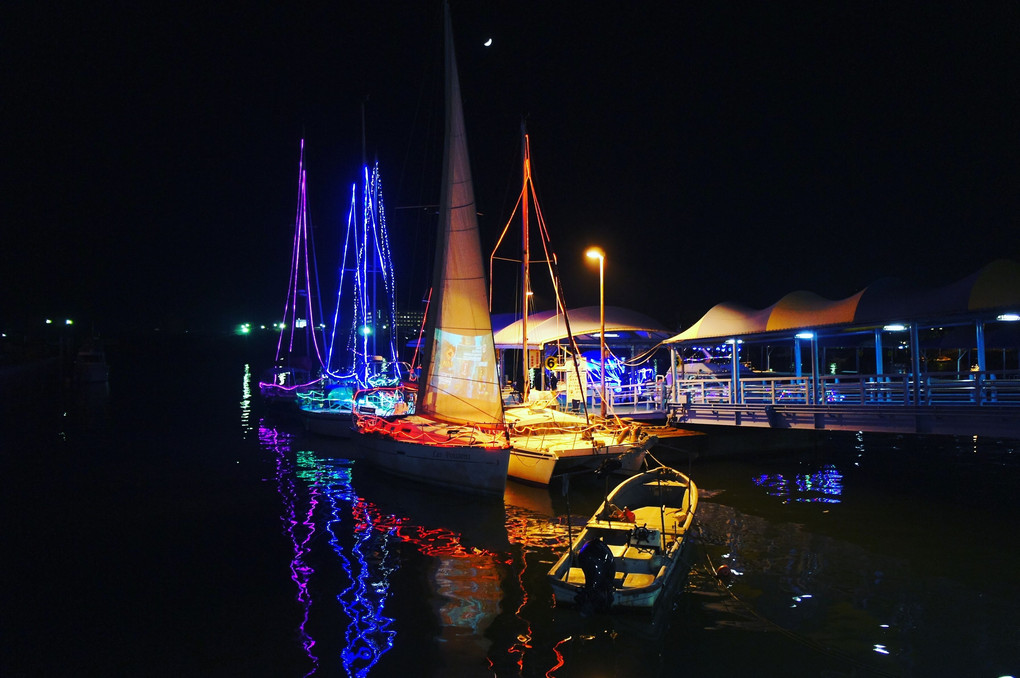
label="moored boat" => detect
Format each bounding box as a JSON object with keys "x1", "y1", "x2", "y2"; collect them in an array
[
  {"x1": 74, "y1": 342, "x2": 109, "y2": 384},
  {"x1": 351, "y1": 3, "x2": 510, "y2": 497},
  {"x1": 297, "y1": 152, "x2": 403, "y2": 437},
  {"x1": 259, "y1": 140, "x2": 327, "y2": 407},
  {"x1": 505, "y1": 406, "x2": 655, "y2": 485},
  {"x1": 547, "y1": 462, "x2": 698, "y2": 613},
  {"x1": 493, "y1": 128, "x2": 651, "y2": 485}
]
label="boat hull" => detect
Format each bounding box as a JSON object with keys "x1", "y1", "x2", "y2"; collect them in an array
[
  {"x1": 504, "y1": 406, "x2": 655, "y2": 485},
  {"x1": 75, "y1": 363, "x2": 109, "y2": 384},
  {"x1": 299, "y1": 408, "x2": 354, "y2": 438},
  {"x1": 507, "y1": 434, "x2": 654, "y2": 486},
  {"x1": 353, "y1": 429, "x2": 510, "y2": 497},
  {"x1": 507, "y1": 448, "x2": 559, "y2": 485},
  {"x1": 546, "y1": 465, "x2": 698, "y2": 612}
]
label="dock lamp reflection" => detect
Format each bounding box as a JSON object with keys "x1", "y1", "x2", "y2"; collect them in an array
[{"x1": 586, "y1": 247, "x2": 607, "y2": 417}]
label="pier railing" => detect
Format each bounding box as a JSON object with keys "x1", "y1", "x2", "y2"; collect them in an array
[{"x1": 669, "y1": 369, "x2": 1020, "y2": 407}]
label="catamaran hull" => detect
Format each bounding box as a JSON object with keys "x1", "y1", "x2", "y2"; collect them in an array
[
  {"x1": 354, "y1": 432, "x2": 510, "y2": 497},
  {"x1": 507, "y1": 448, "x2": 559, "y2": 485},
  {"x1": 299, "y1": 408, "x2": 354, "y2": 439}
]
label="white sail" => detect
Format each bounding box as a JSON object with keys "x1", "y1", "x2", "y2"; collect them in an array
[{"x1": 418, "y1": 4, "x2": 504, "y2": 428}]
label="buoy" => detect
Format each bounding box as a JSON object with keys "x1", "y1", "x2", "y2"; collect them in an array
[{"x1": 715, "y1": 564, "x2": 732, "y2": 582}]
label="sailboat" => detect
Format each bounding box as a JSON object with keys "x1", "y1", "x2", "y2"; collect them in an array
[
  {"x1": 298, "y1": 154, "x2": 404, "y2": 438},
  {"x1": 260, "y1": 140, "x2": 328, "y2": 406},
  {"x1": 491, "y1": 128, "x2": 655, "y2": 486},
  {"x1": 351, "y1": 3, "x2": 510, "y2": 496}
]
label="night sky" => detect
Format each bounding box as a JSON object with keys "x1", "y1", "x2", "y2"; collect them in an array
[{"x1": 4, "y1": 2, "x2": 1018, "y2": 336}]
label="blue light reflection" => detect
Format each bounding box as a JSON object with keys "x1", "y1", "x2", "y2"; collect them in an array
[{"x1": 752, "y1": 464, "x2": 844, "y2": 504}]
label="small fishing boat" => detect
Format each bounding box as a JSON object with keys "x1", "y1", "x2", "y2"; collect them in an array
[{"x1": 547, "y1": 462, "x2": 698, "y2": 613}]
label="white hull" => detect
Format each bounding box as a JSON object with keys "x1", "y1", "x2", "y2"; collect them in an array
[
  {"x1": 299, "y1": 408, "x2": 354, "y2": 438},
  {"x1": 505, "y1": 406, "x2": 657, "y2": 485},
  {"x1": 507, "y1": 440, "x2": 650, "y2": 486},
  {"x1": 507, "y1": 447, "x2": 559, "y2": 485},
  {"x1": 353, "y1": 428, "x2": 510, "y2": 497}
]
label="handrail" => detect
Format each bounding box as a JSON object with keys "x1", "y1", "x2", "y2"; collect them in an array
[{"x1": 668, "y1": 369, "x2": 1020, "y2": 408}]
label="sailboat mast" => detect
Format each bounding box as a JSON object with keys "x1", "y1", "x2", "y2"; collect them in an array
[
  {"x1": 360, "y1": 99, "x2": 370, "y2": 383},
  {"x1": 521, "y1": 124, "x2": 530, "y2": 402},
  {"x1": 361, "y1": 97, "x2": 379, "y2": 373}
]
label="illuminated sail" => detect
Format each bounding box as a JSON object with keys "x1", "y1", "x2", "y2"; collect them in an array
[{"x1": 418, "y1": 4, "x2": 503, "y2": 427}]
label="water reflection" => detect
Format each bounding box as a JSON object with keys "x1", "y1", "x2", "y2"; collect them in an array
[
  {"x1": 260, "y1": 421, "x2": 396, "y2": 676},
  {"x1": 239, "y1": 363, "x2": 253, "y2": 439},
  {"x1": 751, "y1": 464, "x2": 844, "y2": 503},
  {"x1": 250, "y1": 395, "x2": 1020, "y2": 678},
  {"x1": 259, "y1": 419, "x2": 528, "y2": 675}
]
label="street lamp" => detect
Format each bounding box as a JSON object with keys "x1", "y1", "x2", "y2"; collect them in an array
[{"x1": 585, "y1": 247, "x2": 607, "y2": 417}]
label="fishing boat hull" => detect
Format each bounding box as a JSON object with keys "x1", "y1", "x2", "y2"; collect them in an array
[{"x1": 547, "y1": 465, "x2": 698, "y2": 612}]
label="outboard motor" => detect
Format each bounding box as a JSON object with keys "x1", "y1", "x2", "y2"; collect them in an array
[{"x1": 574, "y1": 537, "x2": 615, "y2": 615}]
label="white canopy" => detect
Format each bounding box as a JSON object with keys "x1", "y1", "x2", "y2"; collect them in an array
[{"x1": 492, "y1": 306, "x2": 670, "y2": 349}]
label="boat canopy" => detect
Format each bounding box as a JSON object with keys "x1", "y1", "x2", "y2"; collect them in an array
[
  {"x1": 666, "y1": 259, "x2": 1020, "y2": 344},
  {"x1": 493, "y1": 305, "x2": 670, "y2": 349}
]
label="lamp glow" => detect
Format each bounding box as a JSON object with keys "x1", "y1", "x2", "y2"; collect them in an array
[
  {"x1": 795, "y1": 332, "x2": 814, "y2": 339},
  {"x1": 585, "y1": 247, "x2": 607, "y2": 417},
  {"x1": 997, "y1": 313, "x2": 1020, "y2": 322},
  {"x1": 883, "y1": 324, "x2": 906, "y2": 331}
]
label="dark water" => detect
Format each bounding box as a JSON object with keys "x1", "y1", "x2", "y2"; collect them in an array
[{"x1": 3, "y1": 335, "x2": 1019, "y2": 677}]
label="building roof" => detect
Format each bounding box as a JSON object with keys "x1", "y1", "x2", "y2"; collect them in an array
[{"x1": 666, "y1": 259, "x2": 1020, "y2": 344}]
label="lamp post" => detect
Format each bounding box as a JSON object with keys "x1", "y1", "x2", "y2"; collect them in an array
[{"x1": 585, "y1": 247, "x2": 607, "y2": 417}]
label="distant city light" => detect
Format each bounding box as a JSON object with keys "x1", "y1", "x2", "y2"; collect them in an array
[
  {"x1": 360, "y1": 325, "x2": 373, "y2": 336},
  {"x1": 65, "y1": 319, "x2": 74, "y2": 325},
  {"x1": 45, "y1": 319, "x2": 53, "y2": 324}
]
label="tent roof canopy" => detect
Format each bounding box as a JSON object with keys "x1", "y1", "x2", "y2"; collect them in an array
[
  {"x1": 666, "y1": 259, "x2": 1020, "y2": 344},
  {"x1": 493, "y1": 306, "x2": 669, "y2": 349}
]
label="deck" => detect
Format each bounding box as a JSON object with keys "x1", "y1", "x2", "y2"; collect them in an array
[{"x1": 665, "y1": 370, "x2": 1020, "y2": 438}]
